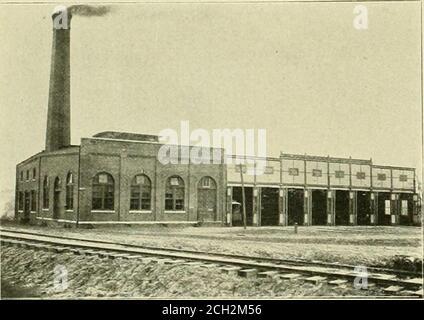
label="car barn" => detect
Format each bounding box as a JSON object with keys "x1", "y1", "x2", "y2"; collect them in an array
[
  {"x1": 14, "y1": 7, "x2": 420, "y2": 228},
  {"x1": 225, "y1": 154, "x2": 420, "y2": 227}
]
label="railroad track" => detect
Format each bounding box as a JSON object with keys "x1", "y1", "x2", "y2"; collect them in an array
[
  {"x1": 1, "y1": 228, "x2": 423, "y2": 297},
  {"x1": 1, "y1": 227, "x2": 420, "y2": 276}
]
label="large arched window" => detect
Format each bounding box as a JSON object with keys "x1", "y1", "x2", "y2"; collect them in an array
[
  {"x1": 92, "y1": 173, "x2": 114, "y2": 210},
  {"x1": 130, "y1": 174, "x2": 151, "y2": 211},
  {"x1": 42, "y1": 176, "x2": 49, "y2": 209},
  {"x1": 66, "y1": 172, "x2": 74, "y2": 210},
  {"x1": 165, "y1": 176, "x2": 185, "y2": 211}
]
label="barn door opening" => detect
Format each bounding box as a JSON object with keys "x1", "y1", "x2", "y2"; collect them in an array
[
  {"x1": 335, "y1": 190, "x2": 349, "y2": 225},
  {"x1": 260, "y1": 188, "x2": 279, "y2": 226},
  {"x1": 232, "y1": 186, "x2": 254, "y2": 226},
  {"x1": 357, "y1": 191, "x2": 371, "y2": 225},
  {"x1": 399, "y1": 193, "x2": 413, "y2": 226},
  {"x1": 377, "y1": 192, "x2": 391, "y2": 225},
  {"x1": 287, "y1": 189, "x2": 304, "y2": 226},
  {"x1": 312, "y1": 190, "x2": 327, "y2": 225}
]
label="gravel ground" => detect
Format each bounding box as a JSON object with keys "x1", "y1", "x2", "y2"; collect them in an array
[
  {"x1": 1, "y1": 222, "x2": 422, "y2": 268},
  {"x1": 1, "y1": 246, "x2": 400, "y2": 299}
]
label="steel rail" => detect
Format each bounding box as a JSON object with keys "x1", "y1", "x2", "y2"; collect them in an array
[
  {"x1": 0, "y1": 229, "x2": 422, "y2": 296},
  {"x1": 0, "y1": 227, "x2": 421, "y2": 278}
]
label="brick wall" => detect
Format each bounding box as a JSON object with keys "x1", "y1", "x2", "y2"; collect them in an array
[
  {"x1": 76, "y1": 138, "x2": 226, "y2": 223},
  {"x1": 16, "y1": 147, "x2": 79, "y2": 223}
]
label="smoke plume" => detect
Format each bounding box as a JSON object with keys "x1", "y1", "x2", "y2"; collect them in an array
[{"x1": 68, "y1": 5, "x2": 112, "y2": 17}]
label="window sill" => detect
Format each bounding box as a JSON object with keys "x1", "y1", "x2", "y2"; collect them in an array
[
  {"x1": 164, "y1": 210, "x2": 186, "y2": 214},
  {"x1": 65, "y1": 209, "x2": 74, "y2": 212},
  {"x1": 42, "y1": 208, "x2": 49, "y2": 211},
  {"x1": 129, "y1": 210, "x2": 152, "y2": 214},
  {"x1": 91, "y1": 210, "x2": 115, "y2": 214},
  {"x1": 30, "y1": 211, "x2": 36, "y2": 213},
  {"x1": 18, "y1": 210, "x2": 23, "y2": 213}
]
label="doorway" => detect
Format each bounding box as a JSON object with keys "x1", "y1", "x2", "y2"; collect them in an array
[
  {"x1": 232, "y1": 186, "x2": 253, "y2": 226},
  {"x1": 312, "y1": 190, "x2": 327, "y2": 225},
  {"x1": 377, "y1": 192, "x2": 391, "y2": 225},
  {"x1": 260, "y1": 188, "x2": 279, "y2": 226},
  {"x1": 399, "y1": 193, "x2": 413, "y2": 226},
  {"x1": 335, "y1": 190, "x2": 349, "y2": 225},
  {"x1": 287, "y1": 189, "x2": 304, "y2": 225},
  {"x1": 357, "y1": 191, "x2": 371, "y2": 225},
  {"x1": 197, "y1": 177, "x2": 217, "y2": 222}
]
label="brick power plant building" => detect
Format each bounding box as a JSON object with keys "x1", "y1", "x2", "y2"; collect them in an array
[{"x1": 15, "y1": 9, "x2": 420, "y2": 227}]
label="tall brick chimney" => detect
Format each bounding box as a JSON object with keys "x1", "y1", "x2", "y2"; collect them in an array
[{"x1": 45, "y1": 8, "x2": 72, "y2": 152}]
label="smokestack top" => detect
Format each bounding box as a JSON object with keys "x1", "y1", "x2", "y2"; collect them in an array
[
  {"x1": 51, "y1": 6, "x2": 72, "y2": 29},
  {"x1": 45, "y1": 5, "x2": 111, "y2": 152},
  {"x1": 50, "y1": 5, "x2": 112, "y2": 30},
  {"x1": 52, "y1": 6, "x2": 71, "y2": 17}
]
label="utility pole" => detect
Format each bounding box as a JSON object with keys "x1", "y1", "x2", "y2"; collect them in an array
[{"x1": 239, "y1": 163, "x2": 247, "y2": 230}]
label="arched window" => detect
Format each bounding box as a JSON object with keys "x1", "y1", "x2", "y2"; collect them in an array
[
  {"x1": 92, "y1": 173, "x2": 114, "y2": 210},
  {"x1": 66, "y1": 172, "x2": 74, "y2": 210},
  {"x1": 165, "y1": 176, "x2": 185, "y2": 211},
  {"x1": 130, "y1": 174, "x2": 152, "y2": 211},
  {"x1": 53, "y1": 177, "x2": 61, "y2": 219},
  {"x1": 54, "y1": 177, "x2": 61, "y2": 191},
  {"x1": 42, "y1": 176, "x2": 49, "y2": 209}
]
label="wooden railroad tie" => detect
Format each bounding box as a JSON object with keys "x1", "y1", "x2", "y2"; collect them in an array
[
  {"x1": 401, "y1": 278, "x2": 423, "y2": 286},
  {"x1": 183, "y1": 261, "x2": 203, "y2": 267},
  {"x1": 304, "y1": 276, "x2": 327, "y2": 284},
  {"x1": 107, "y1": 253, "x2": 133, "y2": 260},
  {"x1": 383, "y1": 285, "x2": 404, "y2": 293},
  {"x1": 200, "y1": 263, "x2": 220, "y2": 269},
  {"x1": 238, "y1": 269, "x2": 258, "y2": 279},
  {"x1": 139, "y1": 257, "x2": 155, "y2": 264},
  {"x1": 399, "y1": 289, "x2": 423, "y2": 297},
  {"x1": 157, "y1": 259, "x2": 178, "y2": 265},
  {"x1": 279, "y1": 273, "x2": 302, "y2": 280},
  {"x1": 219, "y1": 266, "x2": 242, "y2": 276},
  {"x1": 328, "y1": 279, "x2": 349, "y2": 286},
  {"x1": 257, "y1": 271, "x2": 280, "y2": 279}
]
